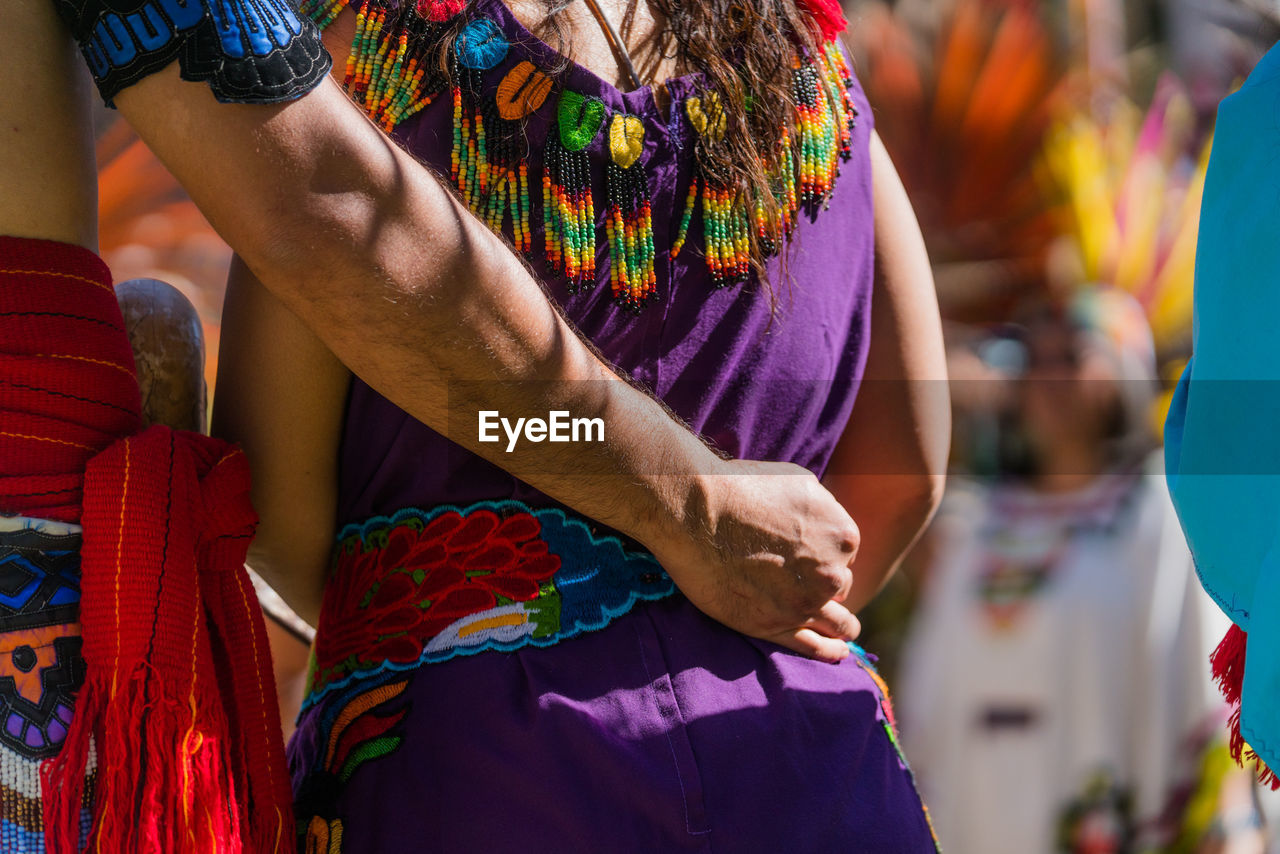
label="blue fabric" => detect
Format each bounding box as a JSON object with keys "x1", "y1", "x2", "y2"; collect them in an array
[{"x1": 1164, "y1": 41, "x2": 1280, "y2": 770}]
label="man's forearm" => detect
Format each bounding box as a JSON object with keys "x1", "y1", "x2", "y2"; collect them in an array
[{"x1": 115, "y1": 67, "x2": 723, "y2": 549}]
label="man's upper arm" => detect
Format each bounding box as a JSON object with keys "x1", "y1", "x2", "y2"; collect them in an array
[{"x1": 0, "y1": 3, "x2": 98, "y2": 249}]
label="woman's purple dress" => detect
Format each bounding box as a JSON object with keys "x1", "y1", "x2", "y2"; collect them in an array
[{"x1": 288, "y1": 2, "x2": 940, "y2": 849}]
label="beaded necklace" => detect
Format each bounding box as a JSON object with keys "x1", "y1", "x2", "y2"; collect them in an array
[
  {"x1": 300, "y1": 0, "x2": 857, "y2": 309},
  {"x1": 544, "y1": 91, "x2": 604, "y2": 289}
]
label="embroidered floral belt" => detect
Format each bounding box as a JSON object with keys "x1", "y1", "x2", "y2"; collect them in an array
[{"x1": 306, "y1": 500, "x2": 675, "y2": 707}]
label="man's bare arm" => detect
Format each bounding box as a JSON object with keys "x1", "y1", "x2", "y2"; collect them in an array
[
  {"x1": 111, "y1": 65, "x2": 861, "y2": 659},
  {"x1": 0, "y1": 1, "x2": 96, "y2": 250}
]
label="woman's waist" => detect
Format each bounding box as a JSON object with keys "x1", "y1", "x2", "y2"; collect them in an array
[{"x1": 308, "y1": 499, "x2": 675, "y2": 707}]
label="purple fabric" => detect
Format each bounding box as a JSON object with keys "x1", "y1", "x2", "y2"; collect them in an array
[
  {"x1": 292, "y1": 1, "x2": 939, "y2": 849},
  {"x1": 291, "y1": 599, "x2": 936, "y2": 851}
]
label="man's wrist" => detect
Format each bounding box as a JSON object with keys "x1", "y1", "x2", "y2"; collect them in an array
[{"x1": 626, "y1": 456, "x2": 728, "y2": 556}]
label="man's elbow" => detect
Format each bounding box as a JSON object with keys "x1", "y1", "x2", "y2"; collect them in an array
[
  {"x1": 242, "y1": 195, "x2": 457, "y2": 342},
  {"x1": 858, "y1": 470, "x2": 943, "y2": 539},
  {"x1": 242, "y1": 183, "x2": 393, "y2": 302}
]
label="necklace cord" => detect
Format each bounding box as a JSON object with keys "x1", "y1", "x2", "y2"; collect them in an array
[{"x1": 579, "y1": 0, "x2": 645, "y2": 90}]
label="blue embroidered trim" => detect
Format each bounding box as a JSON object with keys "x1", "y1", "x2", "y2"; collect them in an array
[
  {"x1": 53, "y1": 0, "x2": 332, "y2": 106},
  {"x1": 305, "y1": 500, "x2": 675, "y2": 711}
]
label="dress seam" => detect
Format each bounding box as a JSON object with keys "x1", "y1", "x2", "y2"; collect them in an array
[{"x1": 630, "y1": 612, "x2": 713, "y2": 842}]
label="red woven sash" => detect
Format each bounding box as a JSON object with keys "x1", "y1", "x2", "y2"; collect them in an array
[
  {"x1": 42, "y1": 428, "x2": 293, "y2": 852},
  {"x1": 0, "y1": 236, "x2": 292, "y2": 851},
  {"x1": 0, "y1": 236, "x2": 141, "y2": 522}
]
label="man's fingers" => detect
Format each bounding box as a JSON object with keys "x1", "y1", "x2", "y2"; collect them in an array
[
  {"x1": 774, "y1": 628, "x2": 852, "y2": 664},
  {"x1": 830, "y1": 566, "x2": 854, "y2": 604},
  {"x1": 803, "y1": 600, "x2": 861, "y2": 642}
]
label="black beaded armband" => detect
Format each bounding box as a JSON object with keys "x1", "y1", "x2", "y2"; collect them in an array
[{"x1": 51, "y1": 0, "x2": 332, "y2": 106}]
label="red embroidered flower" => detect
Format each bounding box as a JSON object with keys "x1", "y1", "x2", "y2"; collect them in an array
[{"x1": 314, "y1": 510, "x2": 559, "y2": 682}]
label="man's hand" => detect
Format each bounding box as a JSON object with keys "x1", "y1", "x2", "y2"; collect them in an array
[{"x1": 647, "y1": 460, "x2": 862, "y2": 663}]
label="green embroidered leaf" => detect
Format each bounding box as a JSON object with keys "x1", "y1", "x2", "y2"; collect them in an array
[
  {"x1": 558, "y1": 91, "x2": 605, "y2": 152},
  {"x1": 338, "y1": 736, "x2": 403, "y2": 783},
  {"x1": 526, "y1": 588, "x2": 562, "y2": 638}
]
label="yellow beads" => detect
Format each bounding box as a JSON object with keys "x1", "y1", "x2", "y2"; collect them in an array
[
  {"x1": 685, "y1": 94, "x2": 726, "y2": 140},
  {"x1": 605, "y1": 116, "x2": 656, "y2": 306}
]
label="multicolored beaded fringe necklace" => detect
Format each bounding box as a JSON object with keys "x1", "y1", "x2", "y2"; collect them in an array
[
  {"x1": 545, "y1": 91, "x2": 605, "y2": 291},
  {"x1": 605, "y1": 113, "x2": 658, "y2": 306},
  {"x1": 299, "y1": 0, "x2": 858, "y2": 308},
  {"x1": 306, "y1": 0, "x2": 448, "y2": 130}
]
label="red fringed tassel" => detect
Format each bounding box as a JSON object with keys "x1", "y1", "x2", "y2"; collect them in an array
[
  {"x1": 0, "y1": 236, "x2": 292, "y2": 849},
  {"x1": 1211, "y1": 624, "x2": 1247, "y2": 710},
  {"x1": 41, "y1": 427, "x2": 294, "y2": 852},
  {"x1": 1211, "y1": 624, "x2": 1280, "y2": 790},
  {"x1": 199, "y1": 460, "x2": 296, "y2": 850}
]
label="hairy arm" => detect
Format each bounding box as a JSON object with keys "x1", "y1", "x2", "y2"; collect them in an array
[
  {"x1": 128, "y1": 41, "x2": 859, "y2": 656},
  {"x1": 823, "y1": 133, "x2": 949, "y2": 612}
]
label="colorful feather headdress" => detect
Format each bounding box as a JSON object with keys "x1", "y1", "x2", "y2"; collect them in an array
[
  {"x1": 1040, "y1": 74, "x2": 1209, "y2": 360},
  {"x1": 850, "y1": 0, "x2": 1066, "y2": 320}
]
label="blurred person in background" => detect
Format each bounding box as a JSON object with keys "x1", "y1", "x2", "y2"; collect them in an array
[{"x1": 900, "y1": 289, "x2": 1260, "y2": 853}]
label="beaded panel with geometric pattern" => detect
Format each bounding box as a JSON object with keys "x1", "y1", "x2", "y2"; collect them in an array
[{"x1": 0, "y1": 528, "x2": 85, "y2": 761}]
